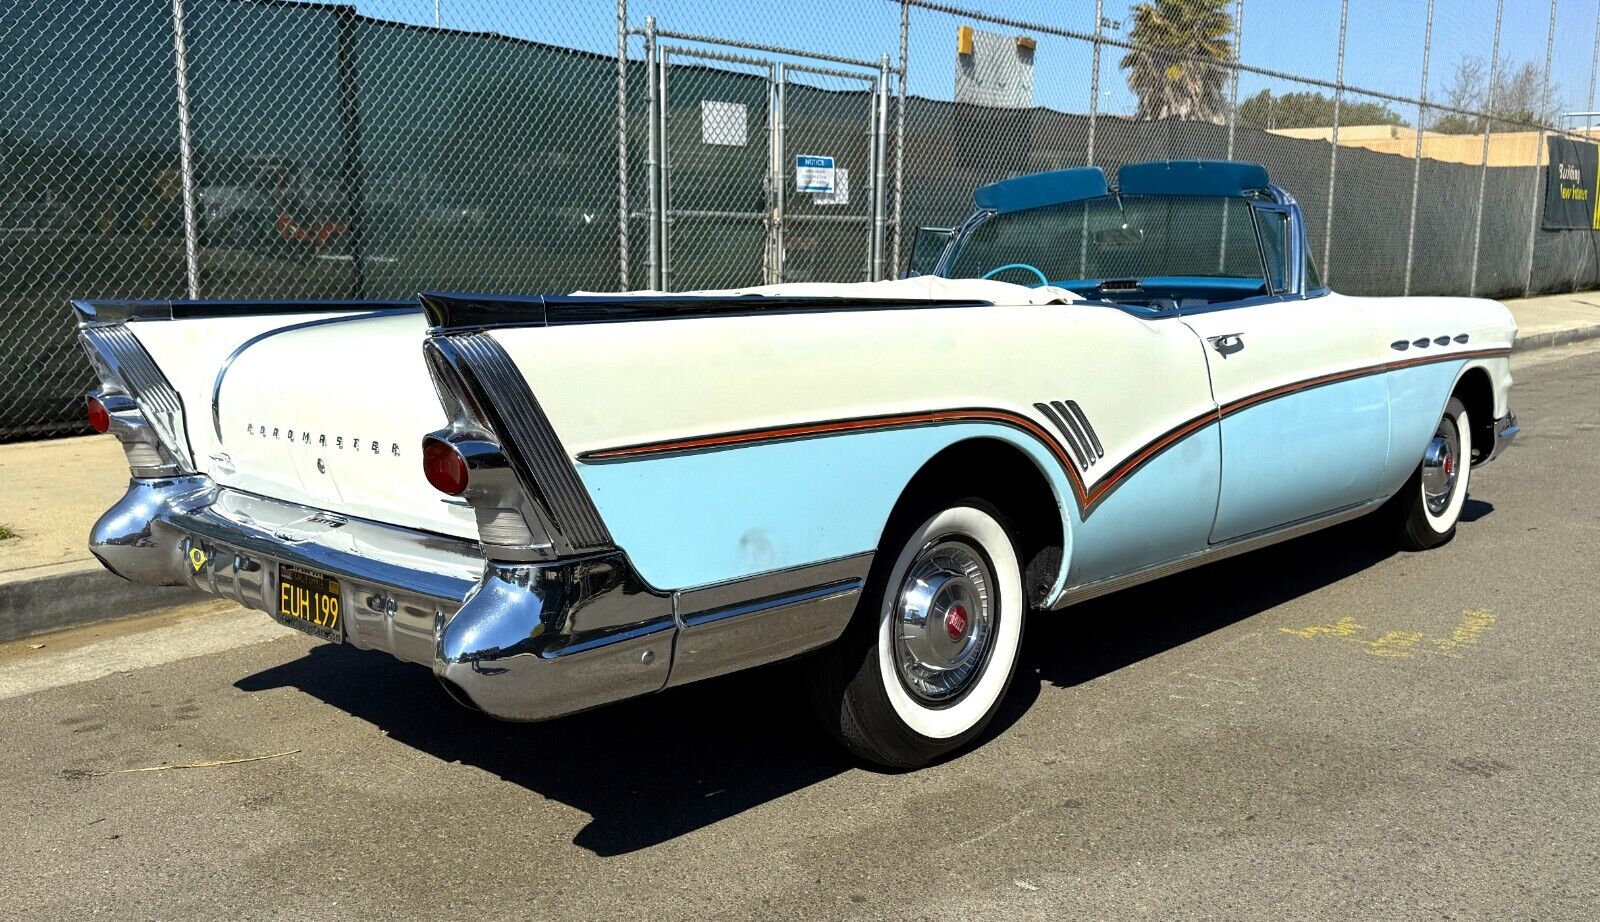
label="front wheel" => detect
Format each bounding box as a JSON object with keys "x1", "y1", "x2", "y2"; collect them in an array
[
  {"x1": 805, "y1": 499, "x2": 1026, "y2": 769},
  {"x1": 1385, "y1": 395, "x2": 1472, "y2": 551}
]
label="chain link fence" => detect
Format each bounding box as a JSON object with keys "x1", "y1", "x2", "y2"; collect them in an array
[{"x1": 4, "y1": 0, "x2": 1599, "y2": 439}]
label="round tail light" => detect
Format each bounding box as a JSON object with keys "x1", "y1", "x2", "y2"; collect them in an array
[
  {"x1": 422, "y1": 436, "x2": 469, "y2": 496},
  {"x1": 86, "y1": 395, "x2": 111, "y2": 434}
]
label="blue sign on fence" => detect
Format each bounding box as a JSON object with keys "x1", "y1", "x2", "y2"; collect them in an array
[{"x1": 795, "y1": 155, "x2": 836, "y2": 193}]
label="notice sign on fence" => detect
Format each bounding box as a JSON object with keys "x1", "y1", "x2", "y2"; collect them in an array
[
  {"x1": 1543, "y1": 136, "x2": 1600, "y2": 230},
  {"x1": 795, "y1": 155, "x2": 836, "y2": 194}
]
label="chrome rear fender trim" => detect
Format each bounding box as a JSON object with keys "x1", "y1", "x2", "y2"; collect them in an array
[{"x1": 666, "y1": 552, "x2": 873, "y2": 688}]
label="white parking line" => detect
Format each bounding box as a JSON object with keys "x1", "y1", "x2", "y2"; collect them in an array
[{"x1": 0, "y1": 605, "x2": 294, "y2": 701}]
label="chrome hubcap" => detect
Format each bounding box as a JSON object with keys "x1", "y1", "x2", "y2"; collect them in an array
[
  {"x1": 892, "y1": 538, "x2": 995, "y2": 703},
  {"x1": 1422, "y1": 415, "x2": 1461, "y2": 516}
]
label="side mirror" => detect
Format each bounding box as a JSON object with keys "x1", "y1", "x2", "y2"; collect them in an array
[{"x1": 907, "y1": 226, "x2": 955, "y2": 277}]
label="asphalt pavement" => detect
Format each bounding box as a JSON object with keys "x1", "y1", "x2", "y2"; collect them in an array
[{"x1": 1, "y1": 343, "x2": 1597, "y2": 921}]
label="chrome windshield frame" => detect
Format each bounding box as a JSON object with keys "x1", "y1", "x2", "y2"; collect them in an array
[{"x1": 930, "y1": 182, "x2": 1315, "y2": 303}]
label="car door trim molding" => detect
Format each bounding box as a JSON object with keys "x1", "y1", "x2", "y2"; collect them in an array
[
  {"x1": 582, "y1": 403, "x2": 1215, "y2": 520},
  {"x1": 577, "y1": 348, "x2": 1509, "y2": 519}
]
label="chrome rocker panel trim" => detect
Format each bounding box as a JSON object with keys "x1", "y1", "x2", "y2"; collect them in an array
[
  {"x1": 91, "y1": 476, "x2": 871, "y2": 722},
  {"x1": 1053, "y1": 498, "x2": 1384, "y2": 608}
]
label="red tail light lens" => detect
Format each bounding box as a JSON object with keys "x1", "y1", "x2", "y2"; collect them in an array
[
  {"x1": 86, "y1": 395, "x2": 111, "y2": 433},
  {"x1": 422, "y1": 436, "x2": 469, "y2": 496}
]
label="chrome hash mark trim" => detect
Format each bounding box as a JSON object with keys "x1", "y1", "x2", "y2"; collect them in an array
[
  {"x1": 1065, "y1": 399, "x2": 1104, "y2": 458},
  {"x1": 1036, "y1": 401, "x2": 1089, "y2": 470}
]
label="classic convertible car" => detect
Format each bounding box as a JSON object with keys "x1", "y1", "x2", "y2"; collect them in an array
[{"x1": 76, "y1": 160, "x2": 1516, "y2": 768}]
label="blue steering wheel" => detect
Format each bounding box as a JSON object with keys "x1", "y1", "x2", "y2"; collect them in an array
[{"x1": 979, "y1": 262, "x2": 1050, "y2": 286}]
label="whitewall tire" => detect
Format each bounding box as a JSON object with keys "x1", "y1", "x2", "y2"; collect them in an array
[
  {"x1": 806, "y1": 498, "x2": 1026, "y2": 769},
  {"x1": 1388, "y1": 396, "x2": 1472, "y2": 550}
]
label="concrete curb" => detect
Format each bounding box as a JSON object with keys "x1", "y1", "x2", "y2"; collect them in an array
[
  {"x1": 1513, "y1": 323, "x2": 1600, "y2": 352},
  {"x1": 0, "y1": 565, "x2": 204, "y2": 643}
]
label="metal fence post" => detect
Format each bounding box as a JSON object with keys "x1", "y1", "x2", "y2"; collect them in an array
[
  {"x1": 643, "y1": 17, "x2": 659, "y2": 291},
  {"x1": 1323, "y1": 0, "x2": 1348, "y2": 286},
  {"x1": 1403, "y1": 0, "x2": 1435, "y2": 297},
  {"x1": 169, "y1": 0, "x2": 200, "y2": 300},
  {"x1": 1523, "y1": 0, "x2": 1559, "y2": 297},
  {"x1": 872, "y1": 54, "x2": 891, "y2": 281},
  {"x1": 658, "y1": 45, "x2": 672, "y2": 290},
  {"x1": 1087, "y1": 0, "x2": 1103, "y2": 166},
  {"x1": 1224, "y1": 0, "x2": 1243, "y2": 160},
  {"x1": 1217, "y1": 0, "x2": 1243, "y2": 273},
  {"x1": 1588, "y1": 2, "x2": 1600, "y2": 136},
  {"x1": 774, "y1": 62, "x2": 787, "y2": 283},
  {"x1": 616, "y1": 0, "x2": 629, "y2": 290},
  {"x1": 1590, "y1": 2, "x2": 1600, "y2": 288},
  {"x1": 893, "y1": 0, "x2": 908, "y2": 275},
  {"x1": 1469, "y1": 0, "x2": 1505, "y2": 297},
  {"x1": 765, "y1": 63, "x2": 779, "y2": 284},
  {"x1": 333, "y1": 7, "x2": 368, "y2": 300}
]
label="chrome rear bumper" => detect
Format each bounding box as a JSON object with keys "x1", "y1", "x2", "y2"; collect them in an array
[{"x1": 90, "y1": 476, "x2": 865, "y2": 720}]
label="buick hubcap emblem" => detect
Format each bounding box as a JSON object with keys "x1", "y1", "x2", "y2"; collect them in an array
[{"x1": 945, "y1": 604, "x2": 968, "y2": 641}]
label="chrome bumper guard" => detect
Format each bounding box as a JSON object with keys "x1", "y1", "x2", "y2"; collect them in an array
[
  {"x1": 91, "y1": 476, "x2": 866, "y2": 721},
  {"x1": 1480, "y1": 411, "x2": 1519, "y2": 466}
]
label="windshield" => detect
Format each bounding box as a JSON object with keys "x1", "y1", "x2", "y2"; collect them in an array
[{"x1": 941, "y1": 195, "x2": 1266, "y2": 295}]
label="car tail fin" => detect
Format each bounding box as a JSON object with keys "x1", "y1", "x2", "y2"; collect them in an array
[
  {"x1": 423, "y1": 333, "x2": 612, "y2": 562},
  {"x1": 77, "y1": 321, "x2": 194, "y2": 477}
]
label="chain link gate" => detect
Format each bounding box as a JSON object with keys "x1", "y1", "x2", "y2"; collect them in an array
[
  {"x1": 654, "y1": 43, "x2": 775, "y2": 291},
  {"x1": 776, "y1": 62, "x2": 887, "y2": 284},
  {"x1": 638, "y1": 19, "x2": 891, "y2": 291}
]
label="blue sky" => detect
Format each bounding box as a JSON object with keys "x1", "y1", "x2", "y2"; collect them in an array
[{"x1": 340, "y1": 0, "x2": 1600, "y2": 119}]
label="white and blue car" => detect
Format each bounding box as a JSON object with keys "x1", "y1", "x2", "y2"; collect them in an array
[{"x1": 77, "y1": 160, "x2": 1517, "y2": 767}]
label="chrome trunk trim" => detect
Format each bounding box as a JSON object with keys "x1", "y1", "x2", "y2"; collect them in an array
[
  {"x1": 71, "y1": 298, "x2": 415, "y2": 326},
  {"x1": 210, "y1": 309, "x2": 417, "y2": 442}
]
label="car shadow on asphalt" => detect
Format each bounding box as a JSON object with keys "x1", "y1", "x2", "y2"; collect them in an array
[
  {"x1": 237, "y1": 642, "x2": 858, "y2": 856},
  {"x1": 235, "y1": 519, "x2": 1400, "y2": 857},
  {"x1": 1010, "y1": 519, "x2": 1398, "y2": 696}
]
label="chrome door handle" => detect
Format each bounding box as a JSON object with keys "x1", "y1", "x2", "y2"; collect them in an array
[{"x1": 1207, "y1": 332, "x2": 1245, "y2": 355}]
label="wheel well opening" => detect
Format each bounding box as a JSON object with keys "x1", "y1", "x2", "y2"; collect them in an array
[
  {"x1": 889, "y1": 438, "x2": 1064, "y2": 608},
  {"x1": 1453, "y1": 367, "x2": 1495, "y2": 463}
]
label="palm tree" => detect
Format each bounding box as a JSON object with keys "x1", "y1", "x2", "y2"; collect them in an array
[{"x1": 1119, "y1": 0, "x2": 1237, "y2": 124}]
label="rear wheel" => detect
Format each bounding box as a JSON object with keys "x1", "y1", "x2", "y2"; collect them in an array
[
  {"x1": 1386, "y1": 396, "x2": 1472, "y2": 551},
  {"x1": 806, "y1": 499, "x2": 1025, "y2": 769}
]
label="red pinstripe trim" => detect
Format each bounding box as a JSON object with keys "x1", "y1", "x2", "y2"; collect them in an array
[
  {"x1": 1218, "y1": 347, "x2": 1510, "y2": 416},
  {"x1": 577, "y1": 347, "x2": 1510, "y2": 516}
]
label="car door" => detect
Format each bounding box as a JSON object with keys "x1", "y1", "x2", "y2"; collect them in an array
[{"x1": 1180, "y1": 204, "x2": 1390, "y2": 543}]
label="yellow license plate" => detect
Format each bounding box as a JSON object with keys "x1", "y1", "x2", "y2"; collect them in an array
[{"x1": 276, "y1": 563, "x2": 343, "y2": 639}]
